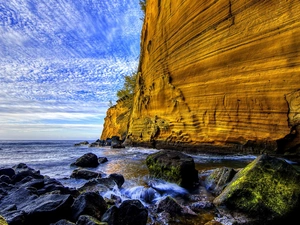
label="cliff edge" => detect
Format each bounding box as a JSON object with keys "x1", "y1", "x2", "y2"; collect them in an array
[{"x1": 103, "y1": 0, "x2": 300, "y2": 155}]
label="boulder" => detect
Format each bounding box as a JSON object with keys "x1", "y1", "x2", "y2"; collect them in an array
[
  {"x1": 204, "y1": 167, "x2": 237, "y2": 196},
  {"x1": 70, "y1": 169, "x2": 102, "y2": 180},
  {"x1": 71, "y1": 153, "x2": 99, "y2": 168},
  {"x1": 50, "y1": 219, "x2": 76, "y2": 225},
  {"x1": 74, "y1": 141, "x2": 89, "y2": 146},
  {"x1": 98, "y1": 157, "x2": 108, "y2": 164},
  {"x1": 71, "y1": 192, "x2": 107, "y2": 221},
  {"x1": 110, "y1": 136, "x2": 125, "y2": 149},
  {"x1": 101, "y1": 200, "x2": 148, "y2": 225},
  {"x1": 76, "y1": 215, "x2": 106, "y2": 225},
  {"x1": 0, "y1": 168, "x2": 15, "y2": 178},
  {"x1": 146, "y1": 150, "x2": 198, "y2": 188},
  {"x1": 213, "y1": 154, "x2": 300, "y2": 224},
  {"x1": 156, "y1": 196, "x2": 183, "y2": 216}
]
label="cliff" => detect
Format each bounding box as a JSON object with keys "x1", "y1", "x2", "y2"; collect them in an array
[
  {"x1": 100, "y1": 97, "x2": 131, "y2": 141},
  {"x1": 103, "y1": 0, "x2": 300, "y2": 155}
]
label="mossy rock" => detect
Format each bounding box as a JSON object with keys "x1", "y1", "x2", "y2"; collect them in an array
[
  {"x1": 146, "y1": 150, "x2": 198, "y2": 188},
  {"x1": 0, "y1": 216, "x2": 8, "y2": 225},
  {"x1": 213, "y1": 154, "x2": 300, "y2": 224}
]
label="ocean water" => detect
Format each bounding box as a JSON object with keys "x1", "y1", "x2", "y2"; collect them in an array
[{"x1": 0, "y1": 140, "x2": 258, "y2": 188}]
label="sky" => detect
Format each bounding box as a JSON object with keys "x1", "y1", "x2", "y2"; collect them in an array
[{"x1": 0, "y1": 0, "x2": 143, "y2": 140}]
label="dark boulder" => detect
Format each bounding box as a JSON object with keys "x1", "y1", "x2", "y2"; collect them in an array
[
  {"x1": 156, "y1": 196, "x2": 183, "y2": 216},
  {"x1": 71, "y1": 153, "x2": 99, "y2": 168},
  {"x1": 74, "y1": 141, "x2": 89, "y2": 146},
  {"x1": 70, "y1": 169, "x2": 102, "y2": 180},
  {"x1": 110, "y1": 136, "x2": 125, "y2": 149},
  {"x1": 213, "y1": 154, "x2": 300, "y2": 225},
  {"x1": 71, "y1": 192, "x2": 107, "y2": 221},
  {"x1": 101, "y1": 200, "x2": 148, "y2": 225},
  {"x1": 76, "y1": 215, "x2": 105, "y2": 225},
  {"x1": 50, "y1": 219, "x2": 75, "y2": 225},
  {"x1": 108, "y1": 173, "x2": 124, "y2": 188},
  {"x1": 0, "y1": 168, "x2": 15, "y2": 178},
  {"x1": 146, "y1": 150, "x2": 198, "y2": 188},
  {"x1": 98, "y1": 157, "x2": 108, "y2": 164}
]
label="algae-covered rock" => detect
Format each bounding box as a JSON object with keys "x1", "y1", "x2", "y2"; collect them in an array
[
  {"x1": 146, "y1": 150, "x2": 198, "y2": 188},
  {"x1": 213, "y1": 154, "x2": 300, "y2": 224},
  {"x1": 0, "y1": 215, "x2": 8, "y2": 225}
]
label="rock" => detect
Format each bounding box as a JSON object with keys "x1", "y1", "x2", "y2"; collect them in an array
[
  {"x1": 98, "y1": 157, "x2": 108, "y2": 164},
  {"x1": 100, "y1": 101, "x2": 131, "y2": 142},
  {"x1": 21, "y1": 194, "x2": 74, "y2": 225},
  {"x1": 213, "y1": 154, "x2": 300, "y2": 224},
  {"x1": 101, "y1": 200, "x2": 148, "y2": 225},
  {"x1": 156, "y1": 196, "x2": 183, "y2": 216},
  {"x1": 74, "y1": 141, "x2": 89, "y2": 146},
  {"x1": 70, "y1": 169, "x2": 102, "y2": 180},
  {"x1": 204, "y1": 167, "x2": 237, "y2": 196},
  {"x1": 50, "y1": 219, "x2": 76, "y2": 225},
  {"x1": 78, "y1": 174, "x2": 124, "y2": 193},
  {"x1": 71, "y1": 192, "x2": 107, "y2": 221},
  {"x1": 12, "y1": 163, "x2": 44, "y2": 183},
  {"x1": 0, "y1": 215, "x2": 8, "y2": 225},
  {"x1": 71, "y1": 153, "x2": 99, "y2": 168},
  {"x1": 76, "y1": 215, "x2": 107, "y2": 225},
  {"x1": 0, "y1": 168, "x2": 15, "y2": 178},
  {"x1": 110, "y1": 136, "x2": 125, "y2": 148},
  {"x1": 108, "y1": 173, "x2": 124, "y2": 188},
  {"x1": 146, "y1": 150, "x2": 198, "y2": 188},
  {"x1": 102, "y1": 0, "x2": 300, "y2": 157}
]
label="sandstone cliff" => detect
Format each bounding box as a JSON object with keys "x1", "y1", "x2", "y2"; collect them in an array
[
  {"x1": 103, "y1": 0, "x2": 300, "y2": 155},
  {"x1": 100, "y1": 97, "x2": 131, "y2": 141}
]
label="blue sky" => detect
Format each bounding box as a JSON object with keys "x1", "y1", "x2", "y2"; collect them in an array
[{"x1": 0, "y1": 0, "x2": 143, "y2": 140}]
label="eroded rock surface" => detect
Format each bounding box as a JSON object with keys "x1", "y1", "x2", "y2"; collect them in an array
[{"x1": 102, "y1": 0, "x2": 300, "y2": 156}]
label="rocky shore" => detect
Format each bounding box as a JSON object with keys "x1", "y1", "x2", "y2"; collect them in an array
[{"x1": 1, "y1": 150, "x2": 300, "y2": 225}]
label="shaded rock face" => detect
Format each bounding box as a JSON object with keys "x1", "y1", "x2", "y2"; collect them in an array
[
  {"x1": 121, "y1": 0, "x2": 300, "y2": 154},
  {"x1": 71, "y1": 153, "x2": 99, "y2": 168},
  {"x1": 213, "y1": 154, "x2": 300, "y2": 224}
]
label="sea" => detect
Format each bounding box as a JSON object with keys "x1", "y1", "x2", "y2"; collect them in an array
[{"x1": 0, "y1": 140, "x2": 259, "y2": 188}]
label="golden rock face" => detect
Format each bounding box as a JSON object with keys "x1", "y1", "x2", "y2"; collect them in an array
[
  {"x1": 100, "y1": 99, "x2": 131, "y2": 141},
  {"x1": 124, "y1": 0, "x2": 300, "y2": 153}
]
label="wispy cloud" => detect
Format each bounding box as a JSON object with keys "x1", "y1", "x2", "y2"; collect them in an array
[{"x1": 0, "y1": 0, "x2": 143, "y2": 140}]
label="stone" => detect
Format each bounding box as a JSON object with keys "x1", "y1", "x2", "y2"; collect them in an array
[
  {"x1": 156, "y1": 196, "x2": 183, "y2": 216},
  {"x1": 146, "y1": 150, "x2": 198, "y2": 188},
  {"x1": 71, "y1": 192, "x2": 107, "y2": 221},
  {"x1": 71, "y1": 153, "x2": 99, "y2": 168},
  {"x1": 204, "y1": 167, "x2": 237, "y2": 196},
  {"x1": 101, "y1": 200, "x2": 148, "y2": 225},
  {"x1": 0, "y1": 168, "x2": 15, "y2": 178},
  {"x1": 98, "y1": 157, "x2": 108, "y2": 164},
  {"x1": 107, "y1": 173, "x2": 124, "y2": 188},
  {"x1": 213, "y1": 154, "x2": 300, "y2": 224},
  {"x1": 70, "y1": 169, "x2": 102, "y2": 180},
  {"x1": 76, "y1": 215, "x2": 107, "y2": 225}
]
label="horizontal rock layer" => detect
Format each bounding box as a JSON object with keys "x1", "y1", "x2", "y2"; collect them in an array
[{"x1": 124, "y1": 0, "x2": 300, "y2": 154}]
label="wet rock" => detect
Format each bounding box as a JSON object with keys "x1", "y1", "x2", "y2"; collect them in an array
[
  {"x1": 110, "y1": 136, "x2": 125, "y2": 149},
  {"x1": 76, "y1": 215, "x2": 107, "y2": 225},
  {"x1": 71, "y1": 153, "x2": 99, "y2": 168},
  {"x1": 0, "y1": 175, "x2": 12, "y2": 184},
  {"x1": 71, "y1": 192, "x2": 107, "y2": 221},
  {"x1": 146, "y1": 150, "x2": 198, "y2": 188},
  {"x1": 204, "y1": 167, "x2": 237, "y2": 196},
  {"x1": 70, "y1": 169, "x2": 102, "y2": 180},
  {"x1": 124, "y1": 186, "x2": 159, "y2": 204},
  {"x1": 156, "y1": 196, "x2": 183, "y2": 216},
  {"x1": 12, "y1": 163, "x2": 44, "y2": 183},
  {"x1": 213, "y1": 154, "x2": 300, "y2": 224},
  {"x1": 101, "y1": 200, "x2": 148, "y2": 225},
  {"x1": 21, "y1": 194, "x2": 74, "y2": 225},
  {"x1": 98, "y1": 157, "x2": 108, "y2": 164},
  {"x1": 108, "y1": 173, "x2": 124, "y2": 188},
  {"x1": 0, "y1": 168, "x2": 15, "y2": 178},
  {"x1": 50, "y1": 219, "x2": 76, "y2": 225},
  {"x1": 190, "y1": 201, "x2": 214, "y2": 211},
  {"x1": 74, "y1": 141, "x2": 89, "y2": 146}
]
